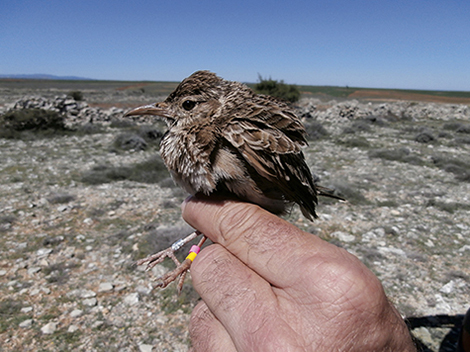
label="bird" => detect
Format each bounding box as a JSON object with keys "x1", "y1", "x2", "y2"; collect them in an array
[{"x1": 125, "y1": 70, "x2": 342, "y2": 293}]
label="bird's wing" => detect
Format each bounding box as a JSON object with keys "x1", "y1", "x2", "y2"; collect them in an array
[
  {"x1": 223, "y1": 117, "x2": 318, "y2": 219},
  {"x1": 229, "y1": 102, "x2": 308, "y2": 147}
]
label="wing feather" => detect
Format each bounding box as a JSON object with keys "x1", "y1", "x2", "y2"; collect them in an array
[{"x1": 223, "y1": 104, "x2": 319, "y2": 220}]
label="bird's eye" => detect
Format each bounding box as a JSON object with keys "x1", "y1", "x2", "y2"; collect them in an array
[{"x1": 182, "y1": 100, "x2": 197, "y2": 111}]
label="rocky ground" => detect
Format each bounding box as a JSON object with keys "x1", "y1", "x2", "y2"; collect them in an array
[{"x1": 0, "y1": 86, "x2": 469, "y2": 351}]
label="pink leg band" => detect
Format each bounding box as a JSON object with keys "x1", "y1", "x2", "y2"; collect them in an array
[{"x1": 190, "y1": 245, "x2": 201, "y2": 254}]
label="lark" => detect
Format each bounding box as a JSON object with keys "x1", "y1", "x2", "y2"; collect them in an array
[{"x1": 125, "y1": 70, "x2": 341, "y2": 293}]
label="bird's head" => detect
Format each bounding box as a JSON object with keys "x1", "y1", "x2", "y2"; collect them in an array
[{"x1": 125, "y1": 71, "x2": 241, "y2": 128}]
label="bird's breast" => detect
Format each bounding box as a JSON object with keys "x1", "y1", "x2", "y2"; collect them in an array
[{"x1": 160, "y1": 127, "x2": 217, "y2": 195}]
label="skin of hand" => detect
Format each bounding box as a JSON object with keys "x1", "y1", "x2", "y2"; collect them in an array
[{"x1": 182, "y1": 197, "x2": 416, "y2": 352}]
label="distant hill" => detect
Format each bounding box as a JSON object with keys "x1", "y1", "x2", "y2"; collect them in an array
[{"x1": 0, "y1": 74, "x2": 94, "y2": 80}]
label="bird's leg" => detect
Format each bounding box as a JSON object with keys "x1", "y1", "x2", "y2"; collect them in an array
[
  {"x1": 136, "y1": 230, "x2": 207, "y2": 294},
  {"x1": 156, "y1": 235, "x2": 207, "y2": 294},
  {"x1": 137, "y1": 230, "x2": 201, "y2": 270}
]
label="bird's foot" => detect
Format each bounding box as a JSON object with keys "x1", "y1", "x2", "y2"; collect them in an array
[
  {"x1": 154, "y1": 258, "x2": 193, "y2": 294},
  {"x1": 136, "y1": 231, "x2": 206, "y2": 294}
]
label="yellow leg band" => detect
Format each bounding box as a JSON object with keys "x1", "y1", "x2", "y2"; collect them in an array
[{"x1": 186, "y1": 251, "x2": 197, "y2": 262}]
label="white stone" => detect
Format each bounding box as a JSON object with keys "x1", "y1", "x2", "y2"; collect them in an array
[
  {"x1": 83, "y1": 298, "x2": 97, "y2": 306},
  {"x1": 21, "y1": 306, "x2": 33, "y2": 313},
  {"x1": 136, "y1": 285, "x2": 151, "y2": 295},
  {"x1": 92, "y1": 320, "x2": 104, "y2": 329},
  {"x1": 331, "y1": 231, "x2": 355, "y2": 243},
  {"x1": 68, "y1": 289, "x2": 96, "y2": 298},
  {"x1": 458, "y1": 245, "x2": 470, "y2": 252},
  {"x1": 378, "y1": 246, "x2": 407, "y2": 258},
  {"x1": 439, "y1": 281, "x2": 455, "y2": 294},
  {"x1": 124, "y1": 292, "x2": 139, "y2": 306},
  {"x1": 70, "y1": 309, "x2": 83, "y2": 318},
  {"x1": 68, "y1": 325, "x2": 79, "y2": 333},
  {"x1": 36, "y1": 248, "x2": 52, "y2": 257},
  {"x1": 139, "y1": 344, "x2": 154, "y2": 352},
  {"x1": 19, "y1": 319, "x2": 33, "y2": 328},
  {"x1": 83, "y1": 218, "x2": 93, "y2": 225},
  {"x1": 424, "y1": 239, "x2": 435, "y2": 248},
  {"x1": 434, "y1": 294, "x2": 452, "y2": 313},
  {"x1": 151, "y1": 264, "x2": 167, "y2": 278},
  {"x1": 98, "y1": 282, "x2": 114, "y2": 293},
  {"x1": 29, "y1": 288, "x2": 40, "y2": 296},
  {"x1": 41, "y1": 322, "x2": 57, "y2": 334}
]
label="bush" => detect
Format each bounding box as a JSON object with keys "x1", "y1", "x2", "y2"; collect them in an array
[
  {"x1": 75, "y1": 122, "x2": 104, "y2": 135},
  {"x1": 113, "y1": 133, "x2": 148, "y2": 151},
  {"x1": 0, "y1": 108, "x2": 66, "y2": 132},
  {"x1": 46, "y1": 193, "x2": 76, "y2": 204},
  {"x1": 137, "y1": 125, "x2": 163, "y2": 141},
  {"x1": 443, "y1": 122, "x2": 465, "y2": 131},
  {"x1": 457, "y1": 124, "x2": 470, "y2": 134},
  {"x1": 431, "y1": 155, "x2": 470, "y2": 181},
  {"x1": 80, "y1": 156, "x2": 170, "y2": 185},
  {"x1": 254, "y1": 75, "x2": 300, "y2": 103},
  {"x1": 415, "y1": 131, "x2": 436, "y2": 143},
  {"x1": 304, "y1": 121, "x2": 329, "y2": 140},
  {"x1": 67, "y1": 91, "x2": 84, "y2": 101},
  {"x1": 342, "y1": 121, "x2": 371, "y2": 134},
  {"x1": 369, "y1": 147, "x2": 423, "y2": 165},
  {"x1": 339, "y1": 137, "x2": 371, "y2": 148},
  {"x1": 326, "y1": 180, "x2": 368, "y2": 205},
  {"x1": 111, "y1": 126, "x2": 163, "y2": 151},
  {"x1": 109, "y1": 118, "x2": 136, "y2": 128}
]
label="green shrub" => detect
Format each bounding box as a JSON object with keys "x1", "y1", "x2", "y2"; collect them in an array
[
  {"x1": 137, "y1": 125, "x2": 163, "y2": 141},
  {"x1": 0, "y1": 108, "x2": 66, "y2": 132},
  {"x1": 67, "y1": 90, "x2": 84, "y2": 101},
  {"x1": 75, "y1": 122, "x2": 104, "y2": 135},
  {"x1": 369, "y1": 147, "x2": 423, "y2": 165},
  {"x1": 342, "y1": 121, "x2": 371, "y2": 134},
  {"x1": 46, "y1": 193, "x2": 76, "y2": 204},
  {"x1": 443, "y1": 122, "x2": 465, "y2": 131},
  {"x1": 431, "y1": 154, "x2": 470, "y2": 182},
  {"x1": 326, "y1": 180, "x2": 368, "y2": 205},
  {"x1": 457, "y1": 124, "x2": 470, "y2": 134},
  {"x1": 338, "y1": 137, "x2": 371, "y2": 148},
  {"x1": 80, "y1": 156, "x2": 170, "y2": 185},
  {"x1": 415, "y1": 131, "x2": 436, "y2": 143},
  {"x1": 113, "y1": 133, "x2": 148, "y2": 151},
  {"x1": 304, "y1": 121, "x2": 329, "y2": 140},
  {"x1": 254, "y1": 75, "x2": 300, "y2": 103},
  {"x1": 109, "y1": 118, "x2": 136, "y2": 128},
  {"x1": 0, "y1": 299, "x2": 30, "y2": 333}
]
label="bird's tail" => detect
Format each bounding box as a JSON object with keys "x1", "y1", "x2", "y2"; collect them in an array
[{"x1": 316, "y1": 185, "x2": 346, "y2": 201}]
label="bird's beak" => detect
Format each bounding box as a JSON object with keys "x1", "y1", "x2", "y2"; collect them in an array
[{"x1": 124, "y1": 102, "x2": 172, "y2": 120}]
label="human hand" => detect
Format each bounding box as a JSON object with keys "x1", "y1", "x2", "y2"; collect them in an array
[{"x1": 182, "y1": 197, "x2": 416, "y2": 351}]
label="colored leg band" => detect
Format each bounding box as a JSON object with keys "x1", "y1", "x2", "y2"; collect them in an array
[
  {"x1": 190, "y1": 245, "x2": 201, "y2": 254},
  {"x1": 186, "y1": 251, "x2": 197, "y2": 262},
  {"x1": 185, "y1": 245, "x2": 201, "y2": 262}
]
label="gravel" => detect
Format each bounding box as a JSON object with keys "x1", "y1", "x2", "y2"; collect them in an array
[{"x1": 0, "y1": 92, "x2": 469, "y2": 351}]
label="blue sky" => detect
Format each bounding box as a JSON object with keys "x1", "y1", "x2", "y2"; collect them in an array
[{"x1": 1, "y1": 0, "x2": 469, "y2": 90}]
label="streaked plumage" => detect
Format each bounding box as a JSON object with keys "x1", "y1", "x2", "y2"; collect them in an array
[
  {"x1": 126, "y1": 70, "x2": 322, "y2": 220},
  {"x1": 125, "y1": 71, "x2": 342, "y2": 292}
]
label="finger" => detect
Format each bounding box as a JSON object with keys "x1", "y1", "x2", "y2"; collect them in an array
[
  {"x1": 189, "y1": 301, "x2": 237, "y2": 352},
  {"x1": 182, "y1": 197, "x2": 341, "y2": 288},
  {"x1": 191, "y1": 243, "x2": 291, "y2": 351}
]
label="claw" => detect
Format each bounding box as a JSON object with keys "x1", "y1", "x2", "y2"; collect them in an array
[
  {"x1": 154, "y1": 258, "x2": 192, "y2": 294},
  {"x1": 136, "y1": 231, "x2": 206, "y2": 294},
  {"x1": 136, "y1": 231, "x2": 200, "y2": 270}
]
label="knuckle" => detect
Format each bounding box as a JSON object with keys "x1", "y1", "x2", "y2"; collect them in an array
[{"x1": 216, "y1": 201, "x2": 269, "y2": 245}]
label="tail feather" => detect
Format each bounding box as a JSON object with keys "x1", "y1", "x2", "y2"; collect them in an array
[{"x1": 316, "y1": 185, "x2": 346, "y2": 201}]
